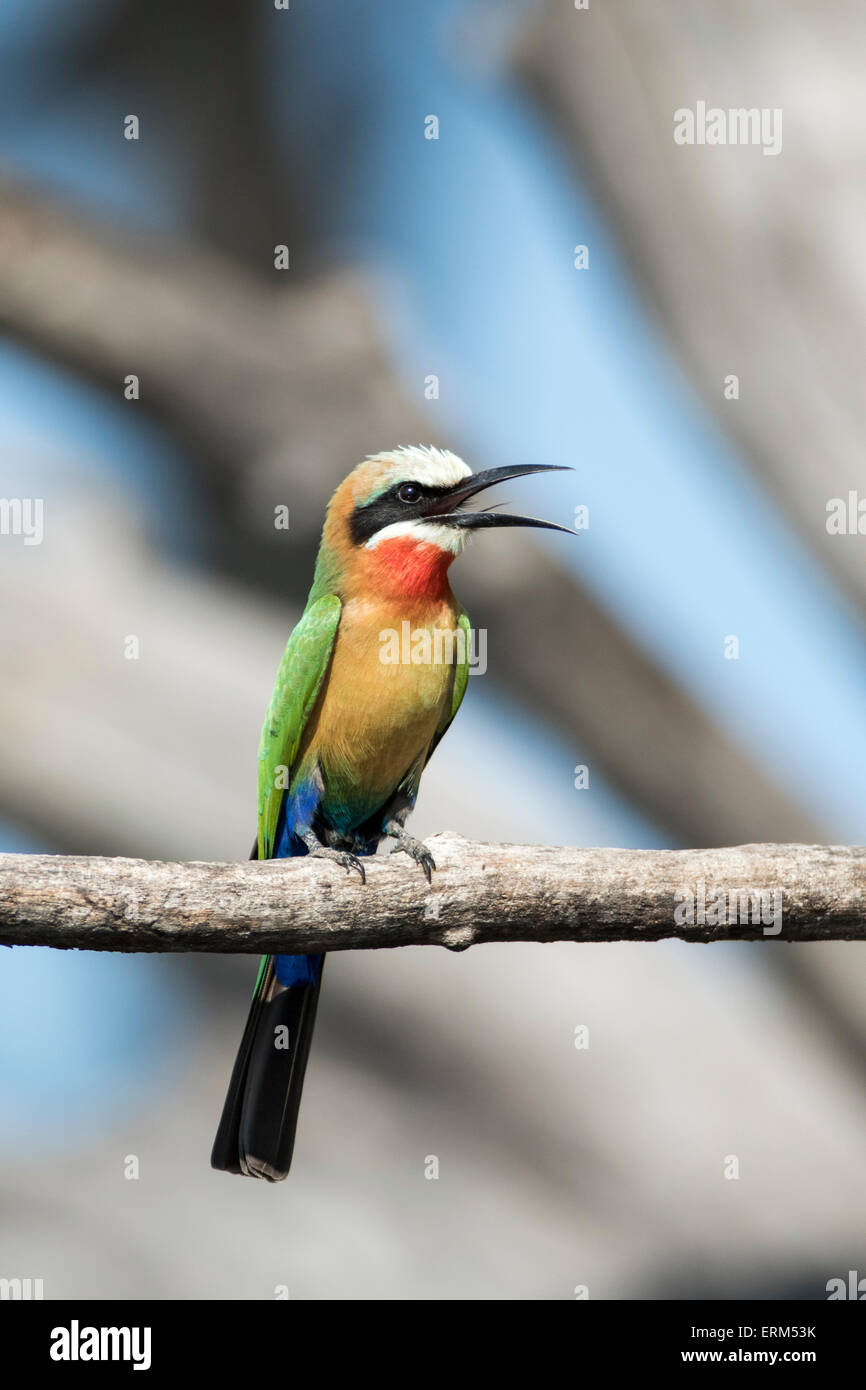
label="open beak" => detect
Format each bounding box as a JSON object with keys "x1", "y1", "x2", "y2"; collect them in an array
[{"x1": 421, "y1": 464, "x2": 575, "y2": 534}]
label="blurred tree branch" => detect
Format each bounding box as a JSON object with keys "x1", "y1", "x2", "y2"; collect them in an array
[
  {"x1": 65, "y1": 0, "x2": 292, "y2": 266},
  {"x1": 517, "y1": 0, "x2": 866, "y2": 617},
  {"x1": 1, "y1": 838, "x2": 863, "y2": 952},
  {"x1": 0, "y1": 177, "x2": 417, "y2": 512}
]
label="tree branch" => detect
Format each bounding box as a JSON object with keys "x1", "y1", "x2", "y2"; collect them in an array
[{"x1": 1, "y1": 838, "x2": 863, "y2": 954}]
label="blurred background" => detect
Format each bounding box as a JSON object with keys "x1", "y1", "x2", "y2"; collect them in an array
[{"x1": 1, "y1": 0, "x2": 865, "y2": 1299}]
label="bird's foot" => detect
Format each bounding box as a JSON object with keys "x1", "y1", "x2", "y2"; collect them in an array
[
  {"x1": 386, "y1": 828, "x2": 436, "y2": 883},
  {"x1": 303, "y1": 837, "x2": 366, "y2": 883}
]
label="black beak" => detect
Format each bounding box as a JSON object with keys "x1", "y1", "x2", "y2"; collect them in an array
[{"x1": 422, "y1": 464, "x2": 575, "y2": 534}]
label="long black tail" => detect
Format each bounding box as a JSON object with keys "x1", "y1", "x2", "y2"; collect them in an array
[{"x1": 211, "y1": 954, "x2": 324, "y2": 1181}]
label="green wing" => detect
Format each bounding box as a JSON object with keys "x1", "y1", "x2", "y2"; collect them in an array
[
  {"x1": 257, "y1": 594, "x2": 341, "y2": 858},
  {"x1": 425, "y1": 610, "x2": 471, "y2": 765}
]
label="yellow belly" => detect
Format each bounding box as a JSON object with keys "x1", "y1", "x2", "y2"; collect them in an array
[{"x1": 295, "y1": 596, "x2": 460, "y2": 823}]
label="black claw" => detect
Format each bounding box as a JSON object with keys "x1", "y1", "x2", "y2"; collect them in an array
[
  {"x1": 309, "y1": 845, "x2": 366, "y2": 884},
  {"x1": 389, "y1": 839, "x2": 436, "y2": 882},
  {"x1": 341, "y1": 854, "x2": 366, "y2": 884}
]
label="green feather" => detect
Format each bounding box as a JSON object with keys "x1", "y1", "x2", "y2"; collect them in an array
[
  {"x1": 425, "y1": 609, "x2": 471, "y2": 763},
  {"x1": 449, "y1": 611, "x2": 472, "y2": 723},
  {"x1": 257, "y1": 594, "x2": 342, "y2": 858}
]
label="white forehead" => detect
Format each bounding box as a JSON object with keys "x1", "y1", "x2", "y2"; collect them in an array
[{"x1": 366, "y1": 445, "x2": 472, "y2": 489}]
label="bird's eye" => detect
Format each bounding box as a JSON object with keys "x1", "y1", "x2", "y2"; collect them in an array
[{"x1": 397, "y1": 482, "x2": 422, "y2": 504}]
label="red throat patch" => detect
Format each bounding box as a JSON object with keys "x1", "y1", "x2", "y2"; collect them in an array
[{"x1": 371, "y1": 536, "x2": 455, "y2": 599}]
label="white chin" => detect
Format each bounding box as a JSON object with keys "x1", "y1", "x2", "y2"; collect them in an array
[{"x1": 365, "y1": 520, "x2": 467, "y2": 555}]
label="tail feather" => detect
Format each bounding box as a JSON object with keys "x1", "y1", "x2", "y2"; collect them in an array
[
  {"x1": 212, "y1": 832, "x2": 325, "y2": 1181},
  {"x1": 211, "y1": 954, "x2": 324, "y2": 1181},
  {"x1": 210, "y1": 954, "x2": 271, "y2": 1176}
]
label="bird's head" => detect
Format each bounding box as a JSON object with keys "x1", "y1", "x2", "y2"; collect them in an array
[{"x1": 318, "y1": 445, "x2": 572, "y2": 601}]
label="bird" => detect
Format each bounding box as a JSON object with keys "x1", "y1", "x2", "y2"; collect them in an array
[{"x1": 211, "y1": 445, "x2": 571, "y2": 1180}]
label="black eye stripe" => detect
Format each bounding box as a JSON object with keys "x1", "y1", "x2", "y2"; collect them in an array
[{"x1": 349, "y1": 480, "x2": 453, "y2": 545}]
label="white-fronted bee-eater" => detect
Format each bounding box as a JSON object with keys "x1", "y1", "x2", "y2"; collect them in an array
[{"x1": 212, "y1": 446, "x2": 571, "y2": 1180}]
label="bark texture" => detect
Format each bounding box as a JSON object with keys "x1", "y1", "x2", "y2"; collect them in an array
[{"x1": 1, "y1": 838, "x2": 863, "y2": 953}]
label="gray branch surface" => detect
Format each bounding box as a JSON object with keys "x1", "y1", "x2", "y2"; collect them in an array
[{"x1": 1, "y1": 838, "x2": 863, "y2": 954}]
